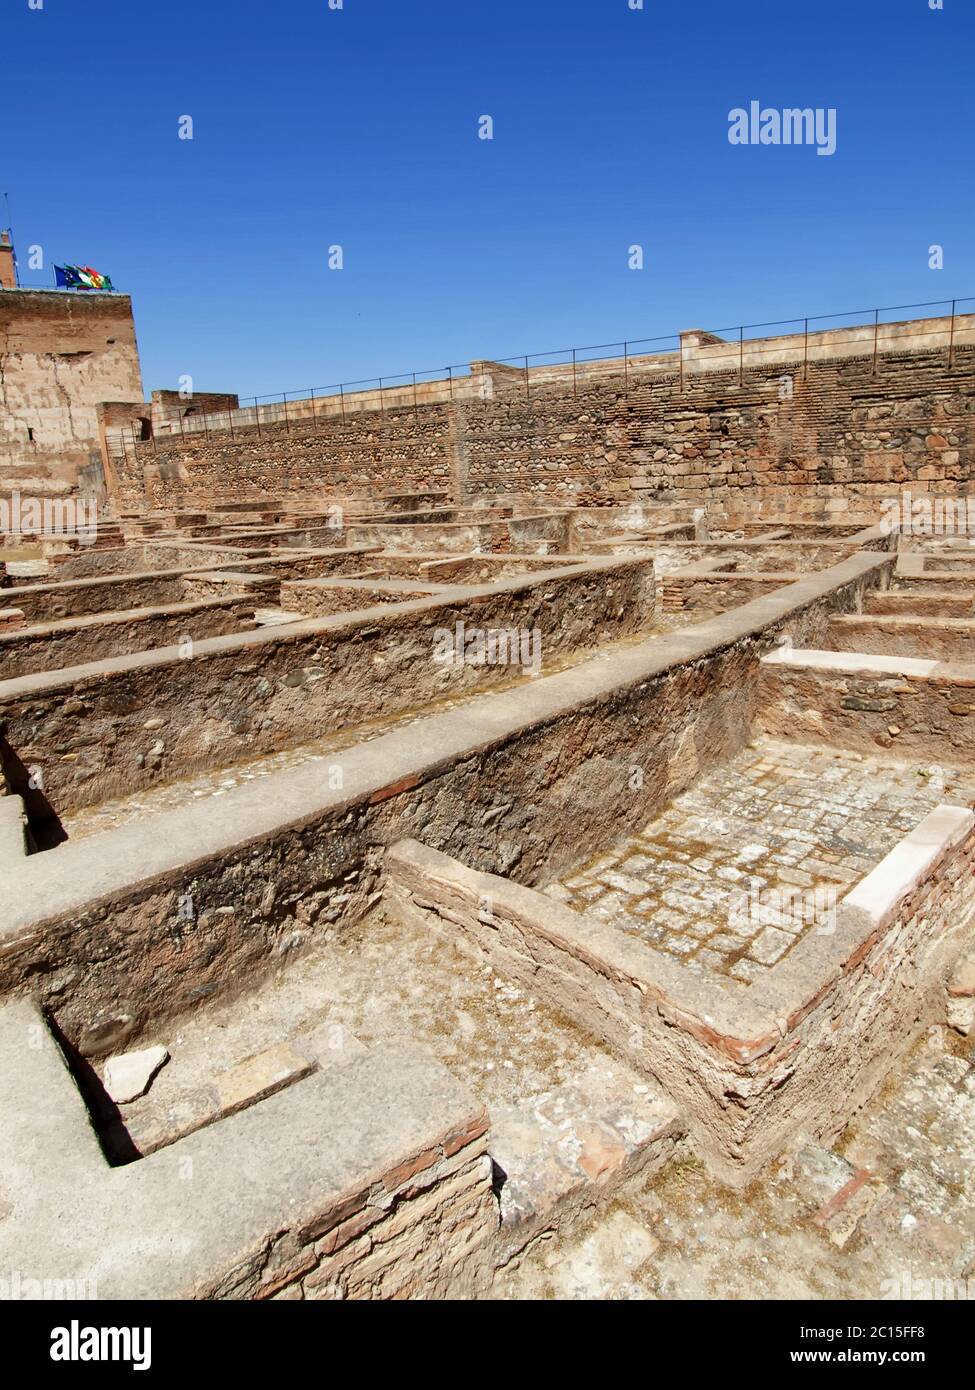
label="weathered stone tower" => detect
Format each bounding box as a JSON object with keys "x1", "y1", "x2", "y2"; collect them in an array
[{"x1": 0, "y1": 269, "x2": 144, "y2": 497}]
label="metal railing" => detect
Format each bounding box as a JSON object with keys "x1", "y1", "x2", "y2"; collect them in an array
[{"x1": 116, "y1": 294, "x2": 974, "y2": 458}]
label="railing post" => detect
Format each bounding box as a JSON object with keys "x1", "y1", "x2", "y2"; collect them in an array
[
  {"x1": 803, "y1": 317, "x2": 809, "y2": 381},
  {"x1": 340, "y1": 383, "x2": 346, "y2": 419},
  {"x1": 311, "y1": 387, "x2": 317, "y2": 419},
  {"x1": 379, "y1": 378, "x2": 385, "y2": 416},
  {"x1": 572, "y1": 348, "x2": 577, "y2": 397},
  {"x1": 948, "y1": 299, "x2": 957, "y2": 369},
  {"x1": 203, "y1": 410, "x2": 210, "y2": 441},
  {"x1": 447, "y1": 366, "x2": 453, "y2": 400},
  {"x1": 738, "y1": 326, "x2": 744, "y2": 386},
  {"x1": 228, "y1": 407, "x2": 234, "y2": 439},
  {"x1": 524, "y1": 356, "x2": 530, "y2": 401},
  {"x1": 255, "y1": 397, "x2": 262, "y2": 437},
  {"x1": 623, "y1": 341, "x2": 628, "y2": 388},
  {"x1": 412, "y1": 371, "x2": 419, "y2": 423},
  {"x1": 679, "y1": 334, "x2": 684, "y2": 392},
  {"x1": 871, "y1": 309, "x2": 880, "y2": 375},
  {"x1": 283, "y1": 392, "x2": 290, "y2": 432}
]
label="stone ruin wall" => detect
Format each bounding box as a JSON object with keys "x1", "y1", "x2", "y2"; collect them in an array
[
  {"x1": 0, "y1": 291, "x2": 144, "y2": 495},
  {"x1": 111, "y1": 341, "x2": 975, "y2": 525}
]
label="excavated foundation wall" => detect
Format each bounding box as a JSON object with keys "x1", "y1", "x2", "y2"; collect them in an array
[
  {"x1": 0, "y1": 557, "x2": 655, "y2": 817},
  {"x1": 826, "y1": 614, "x2": 975, "y2": 663},
  {"x1": 758, "y1": 652, "x2": 975, "y2": 763},
  {"x1": 661, "y1": 572, "x2": 788, "y2": 614},
  {"x1": 0, "y1": 596, "x2": 260, "y2": 678},
  {"x1": 385, "y1": 811, "x2": 975, "y2": 1185},
  {"x1": 0, "y1": 555, "x2": 888, "y2": 1060},
  {"x1": 3, "y1": 573, "x2": 191, "y2": 621}
]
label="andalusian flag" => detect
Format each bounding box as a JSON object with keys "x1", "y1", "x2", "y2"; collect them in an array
[{"x1": 54, "y1": 264, "x2": 116, "y2": 291}]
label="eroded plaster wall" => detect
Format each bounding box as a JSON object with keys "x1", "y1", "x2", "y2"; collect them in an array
[{"x1": 0, "y1": 291, "x2": 143, "y2": 493}]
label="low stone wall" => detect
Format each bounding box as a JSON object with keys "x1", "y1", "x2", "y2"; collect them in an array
[
  {"x1": 177, "y1": 572, "x2": 279, "y2": 603},
  {"x1": 365, "y1": 552, "x2": 579, "y2": 583},
  {"x1": 0, "y1": 556, "x2": 656, "y2": 816},
  {"x1": 48, "y1": 546, "x2": 159, "y2": 581},
  {"x1": 3, "y1": 572, "x2": 190, "y2": 622},
  {"x1": 346, "y1": 520, "x2": 509, "y2": 554},
  {"x1": 866, "y1": 590, "x2": 974, "y2": 618},
  {"x1": 661, "y1": 570, "x2": 789, "y2": 614},
  {"x1": 757, "y1": 648, "x2": 975, "y2": 763},
  {"x1": 283, "y1": 578, "x2": 447, "y2": 617},
  {"x1": 386, "y1": 804, "x2": 975, "y2": 1183},
  {"x1": 654, "y1": 539, "x2": 861, "y2": 576},
  {"x1": 0, "y1": 596, "x2": 260, "y2": 679},
  {"x1": 827, "y1": 613, "x2": 975, "y2": 662},
  {"x1": 0, "y1": 550, "x2": 378, "y2": 622}
]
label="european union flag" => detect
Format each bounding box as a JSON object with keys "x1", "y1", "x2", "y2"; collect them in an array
[
  {"x1": 54, "y1": 265, "x2": 85, "y2": 289},
  {"x1": 54, "y1": 264, "x2": 115, "y2": 290}
]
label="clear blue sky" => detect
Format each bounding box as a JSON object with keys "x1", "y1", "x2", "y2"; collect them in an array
[{"x1": 2, "y1": 0, "x2": 972, "y2": 399}]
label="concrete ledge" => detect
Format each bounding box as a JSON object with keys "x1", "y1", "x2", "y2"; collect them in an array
[
  {"x1": 0, "y1": 1001, "x2": 497, "y2": 1301},
  {"x1": 490, "y1": 1063, "x2": 683, "y2": 1266},
  {"x1": 0, "y1": 795, "x2": 26, "y2": 862},
  {"x1": 844, "y1": 805, "x2": 974, "y2": 930},
  {"x1": 762, "y1": 647, "x2": 942, "y2": 678}
]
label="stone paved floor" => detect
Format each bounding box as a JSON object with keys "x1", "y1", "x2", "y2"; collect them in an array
[{"x1": 546, "y1": 738, "x2": 975, "y2": 983}]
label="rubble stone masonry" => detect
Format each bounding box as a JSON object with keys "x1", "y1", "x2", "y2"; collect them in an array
[{"x1": 115, "y1": 342, "x2": 975, "y2": 524}]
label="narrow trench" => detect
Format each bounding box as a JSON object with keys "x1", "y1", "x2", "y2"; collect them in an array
[{"x1": 0, "y1": 732, "x2": 68, "y2": 851}]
